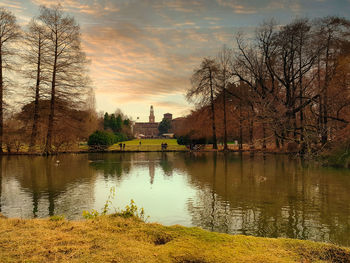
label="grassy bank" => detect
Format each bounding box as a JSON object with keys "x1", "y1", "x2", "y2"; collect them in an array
[
  {"x1": 109, "y1": 139, "x2": 187, "y2": 151},
  {"x1": 0, "y1": 215, "x2": 349, "y2": 262}
]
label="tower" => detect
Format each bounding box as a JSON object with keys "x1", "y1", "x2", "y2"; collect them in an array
[
  {"x1": 163, "y1": 113, "x2": 172, "y2": 121},
  {"x1": 149, "y1": 105, "x2": 155, "y2": 123}
]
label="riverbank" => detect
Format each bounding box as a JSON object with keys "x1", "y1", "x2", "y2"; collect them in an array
[
  {"x1": 1, "y1": 139, "x2": 298, "y2": 155},
  {"x1": 0, "y1": 215, "x2": 349, "y2": 263}
]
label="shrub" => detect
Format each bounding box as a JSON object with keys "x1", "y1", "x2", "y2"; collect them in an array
[
  {"x1": 114, "y1": 132, "x2": 128, "y2": 142},
  {"x1": 177, "y1": 135, "x2": 207, "y2": 146},
  {"x1": 177, "y1": 135, "x2": 191, "y2": 145},
  {"x1": 321, "y1": 144, "x2": 350, "y2": 168},
  {"x1": 88, "y1": 130, "x2": 116, "y2": 148}
]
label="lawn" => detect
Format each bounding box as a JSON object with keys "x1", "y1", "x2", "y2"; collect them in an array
[
  {"x1": 0, "y1": 215, "x2": 349, "y2": 262},
  {"x1": 109, "y1": 139, "x2": 187, "y2": 151}
]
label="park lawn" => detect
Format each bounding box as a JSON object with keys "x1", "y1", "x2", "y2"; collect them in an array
[
  {"x1": 109, "y1": 139, "x2": 187, "y2": 151},
  {"x1": 0, "y1": 215, "x2": 349, "y2": 263}
]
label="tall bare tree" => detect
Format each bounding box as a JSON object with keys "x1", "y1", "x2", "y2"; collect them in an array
[
  {"x1": 217, "y1": 46, "x2": 232, "y2": 150},
  {"x1": 23, "y1": 19, "x2": 49, "y2": 152},
  {"x1": 0, "y1": 8, "x2": 20, "y2": 153},
  {"x1": 314, "y1": 17, "x2": 350, "y2": 145},
  {"x1": 187, "y1": 58, "x2": 219, "y2": 149},
  {"x1": 39, "y1": 5, "x2": 89, "y2": 154}
]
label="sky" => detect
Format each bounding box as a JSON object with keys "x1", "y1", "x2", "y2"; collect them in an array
[{"x1": 2, "y1": 0, "x2": 350, "y2": 122}]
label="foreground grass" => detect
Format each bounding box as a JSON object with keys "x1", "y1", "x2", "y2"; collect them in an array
[
  {"x1": 0, "y1": 215, "x2": 349, "y2": 262},
  {"x1": 109, "y1": 139, "x2": 187, "y2": 151}
]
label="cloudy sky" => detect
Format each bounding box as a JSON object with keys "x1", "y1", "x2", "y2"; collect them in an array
[{"x1": 2, "y1": 0, "x2": 350, "y2": 121}]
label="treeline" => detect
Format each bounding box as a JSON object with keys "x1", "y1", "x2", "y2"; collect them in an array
[
  {"x1": 0, "y1": 5, "x2": 98, "y2": 154},
  {"x1": 181, "y1": 16, "x2": 350, "y2": 154}
]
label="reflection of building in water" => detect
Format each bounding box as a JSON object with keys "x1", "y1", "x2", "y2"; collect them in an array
[{"x1": 149, "y1": 160, "x2": 155, "y2": 184}]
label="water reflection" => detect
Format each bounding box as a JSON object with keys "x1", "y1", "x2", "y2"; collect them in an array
[
  {"x1": 184, "y1": 153, "x2": 350, "y2": 246},
  {"x1": 1, "y1": 155, "x2": 97, "y2": 218},
  {"x1": 0, "y1": 152, "x2": 349, "y2": 246}
]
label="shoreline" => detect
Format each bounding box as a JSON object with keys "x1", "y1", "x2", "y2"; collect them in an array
[
  {"x1": 0, "y1": 214, "x2": 349, "y2": 262},
  {"x1": 0, "y1": 148, "x2": 299, "y2": 156}
]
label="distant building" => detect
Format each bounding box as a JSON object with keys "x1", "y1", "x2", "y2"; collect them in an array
[
  {"x1": 163, "y1": 113, "x2": 172, "y2": 121},
  {"x1": 133, "y1": 106, "x2": 178, "y2": 138},
  {"x1": 149, "y1": 105, "x2": 155, "y2": 123},
  {"x1": 133, "y1": 105, "x2": 159, "y2": 138}
]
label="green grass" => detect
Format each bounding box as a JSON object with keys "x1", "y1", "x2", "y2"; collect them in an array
[
  {"x1": 109, "y1": 139, "x2": 187, "y2": 151},
  {"x1": 0, "y1": 214, "x2": 349, "y2": 262}
]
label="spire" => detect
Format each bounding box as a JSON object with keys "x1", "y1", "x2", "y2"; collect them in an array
[{"x1": 149, "y1": 105, "x2": 155, "y2": 123}]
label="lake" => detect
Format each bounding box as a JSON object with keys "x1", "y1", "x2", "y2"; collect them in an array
[{"x1": 0, "y1": 152, "x2": 349, "y2": 246}]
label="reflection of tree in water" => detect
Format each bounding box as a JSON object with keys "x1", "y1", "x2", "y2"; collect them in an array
[
  {"x1": 159, "y1": 153, "x2": 173, "y2": 177},
  {"x1": 30, "y1": 159, "x2": 39, "y2": 217},
  {"x1": 185, "y1": 153, "x2": 350, "y2": 245},
  {"x1": 0, "y1": 154, "x2": 96, "y2": 219},
  {"x1": 88, "y1": 153, "x2": 131, "y2": 178},
  {"x1": 45, "y1": 161, "x2": 57, "y2": 216}
]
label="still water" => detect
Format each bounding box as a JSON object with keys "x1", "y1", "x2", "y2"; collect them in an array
[{"x1": 0, "y1": 152, "x2": 349, "y2": 246}]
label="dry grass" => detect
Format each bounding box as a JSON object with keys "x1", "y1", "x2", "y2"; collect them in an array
[{"x1": 0, "y1": 215, "x2": 349, "y2": 263}]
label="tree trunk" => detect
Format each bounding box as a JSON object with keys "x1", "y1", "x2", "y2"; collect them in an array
[
  {"x1": 262, "y1": 122, "x2": 267, "y2": 149},
  {"x1": 29, "y1": 39, "x2": 41, "y2": 152},
  {"x1": 317, "y1": 57, "x2": 323, "y2": 143},
  {"x1": 321, "y1": 38, "x2": 331, "y2": 145},
  {"x1": 223, "y1": 87, "x2": 228, "y2": 151},
  {"x1": 44, "y1": 37, "x2": 58, "y2": 155},
  {"x1": 209, "y1": 69, "x2": 217, "y2": 150},
  {"x1": 299, "y1": 36, "x2": 304, "y2": 147},
  {"x1": 249, "y1": 118, "x2": 254, "y2": 150},
  {"x1": 275, "y1": 131, "x2": 280, "y2": 149},
  {"x1": 239, "y1": 102, "x2": 243, "y2": 150},
  {"x1": 292, "y1": 112, "x2": 297, "y2": 141},
  {"x1": 322, "y1": 94, "x2": 328, "y2": 145}
]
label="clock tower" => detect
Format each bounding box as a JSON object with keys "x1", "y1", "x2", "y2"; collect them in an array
[{"x1": 149, "y1": 105, "x2": 155, "y2": 123}]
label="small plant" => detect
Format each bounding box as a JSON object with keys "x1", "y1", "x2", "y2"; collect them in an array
[
  {"x1": 82, "y1": 209, "x2": 100, "y2": 219},
  {"x1": 49, "y1": 215, "x2": 65, "y2": 221},
  {"x1": 83, "y1": 187, "x2": 116, "y2": 219},
  {"x1": 82, "y1": 187, "x2": 147, "y2": 221},
  {"x1": 102, "y1": 187, "x2": 116, "y2": 215},
  {"x1": 118, "y1": 199, "x2": 147, "y2": 221}
]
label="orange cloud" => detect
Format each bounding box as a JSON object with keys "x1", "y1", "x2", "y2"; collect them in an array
[
  {"x1": 30, "y1": 0, "x2": 119, "y2": 16},
  {"x1": 0, "y1": 0, "x2": 23, "y2": 10}
]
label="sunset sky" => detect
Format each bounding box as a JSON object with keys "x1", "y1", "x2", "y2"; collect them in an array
[{"x1": 2, "y1": 0, "x2": 350, "y2": 121}]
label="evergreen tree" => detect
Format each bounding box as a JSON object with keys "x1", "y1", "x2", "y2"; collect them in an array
[
  {"x1": 158, "y1": 118, "x2": 171, "y2": 135},
  {"x1": 103, "y1": 113, "x2": 109, "y2": 130}
]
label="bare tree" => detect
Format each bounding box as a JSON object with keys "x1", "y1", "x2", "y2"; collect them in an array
[
  {"x1": 23, "y1": 19, "x2": 49, "y2": 152},
  {"x1": 313, "y1": 17, "x2": 350, "y2": 145},
  {"x1": 39, "y1": 5, "x2": 89, "y2": 154},
  {"x1": 187, "y1": 58, "x2": 219, "y2": 149},
  {"x1": 217, "y1": 46, "x2": 232, "y2": 150},
  {"x1": 0, "y1": 8, "x2": 20, "y2": 153}
]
